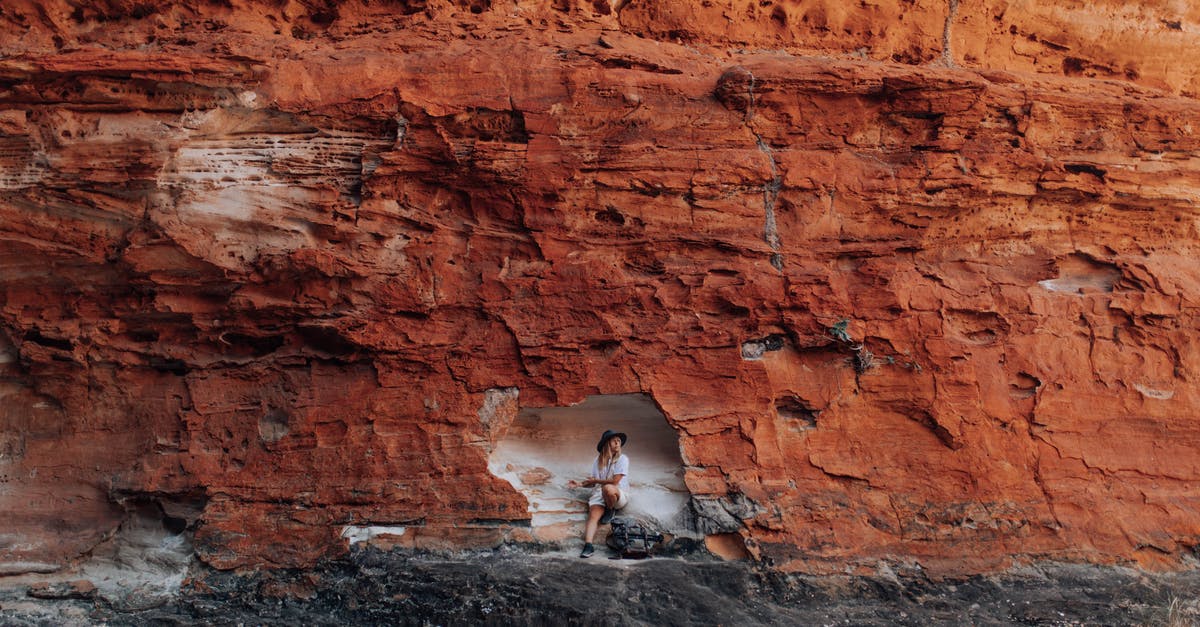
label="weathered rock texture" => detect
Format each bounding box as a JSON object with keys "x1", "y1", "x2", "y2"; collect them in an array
[
  {"x1": 11, "y1": 550, "x2": 1200, "y2": 627},
  {"x1": 2, "y1": 0, "x2": 1200, "y2": 577}
]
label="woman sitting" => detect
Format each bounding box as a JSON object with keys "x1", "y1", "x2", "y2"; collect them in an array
[{"x1": 569, "y1": 429, "x2": 629, "y2": 558}]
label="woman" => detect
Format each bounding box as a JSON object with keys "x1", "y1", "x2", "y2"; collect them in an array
[{"x1": 569, "y1": 429, "x2": 629, "y2": 558}]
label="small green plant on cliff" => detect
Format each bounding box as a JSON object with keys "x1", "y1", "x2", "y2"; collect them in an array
[
  {"x1": 852, "y1": 349, "x2": 877, "y2": 373},
  {"x1": 828, "y1": 318, "x2": 875, "y2": 374},
  {"x1": 828, "y1": 319, "x2": 854, "y2": 345}
]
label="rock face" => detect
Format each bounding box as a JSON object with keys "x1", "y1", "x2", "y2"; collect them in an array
[{"x1": 1, "y1": 0, "x2": 1199, "y2": 577}]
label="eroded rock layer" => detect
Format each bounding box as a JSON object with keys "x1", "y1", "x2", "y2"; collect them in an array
[{"x1": 1, "y1": 0, "x2": 1199, "y2": 575}]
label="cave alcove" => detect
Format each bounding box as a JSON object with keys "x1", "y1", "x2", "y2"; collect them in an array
[{"x1": 487, "y1": 393, "x2": 692, "y2": 542}]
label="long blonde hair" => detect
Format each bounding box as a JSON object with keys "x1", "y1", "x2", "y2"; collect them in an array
[
  {"x1": 597, "y1": 440, "x2": 620, "y2": 475},
  {"x1": 598, "y1": 449, "x2": 616, "y2": 473}
]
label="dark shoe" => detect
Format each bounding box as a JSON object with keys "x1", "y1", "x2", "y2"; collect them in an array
[
  {"x1": 599, "y1": 508, "x2": 614, "y2": 524},
  {"x1": 579, "y1": 543, "x2": 594, "y2": 558}
]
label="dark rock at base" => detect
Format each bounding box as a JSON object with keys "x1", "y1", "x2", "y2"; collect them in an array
[{"x1": 32, "y1": 549, "x2": 1193, "y2": 626}]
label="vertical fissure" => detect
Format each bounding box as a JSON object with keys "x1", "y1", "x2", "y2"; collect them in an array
[
  {"x1": 743, "y1": 69, "x2": 784, "y2": 272},
  {"x1": 941, "y1": 0, "x2": 960, "y2": 67},
  {"x1": 755, "y1": 136, "x2": 783, "y2": 271}
]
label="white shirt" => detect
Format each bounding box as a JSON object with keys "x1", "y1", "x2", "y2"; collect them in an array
[{"x1": 591, "y1": 454, "x2": 629, "y2": 491}]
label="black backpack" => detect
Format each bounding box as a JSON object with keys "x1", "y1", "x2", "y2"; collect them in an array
[{"x1": 606, "y1": 518, "x2": 664, "y2": 559}]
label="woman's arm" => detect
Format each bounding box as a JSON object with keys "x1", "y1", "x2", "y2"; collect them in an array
[
  {"x1": 581, "y1": 474, "x2": 624, "y2": 487},
  {"x1": 570, "y1": 455, "x2": 627, "y2": 487}
]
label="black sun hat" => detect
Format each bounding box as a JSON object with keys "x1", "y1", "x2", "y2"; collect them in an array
[{"x1": 596, "y1": 429, "x2": 628, "y2": 452}]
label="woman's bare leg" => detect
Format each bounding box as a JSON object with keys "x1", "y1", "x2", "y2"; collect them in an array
[
  {"x1": 584, "y1": 504, "x2": 605, "y2": 543},
  {"x1": 601, "y1": 484, "x2": 619, "y2": 508}
]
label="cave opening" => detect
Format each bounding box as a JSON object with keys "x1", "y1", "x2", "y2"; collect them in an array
[{"x1": 487, "y1": 393, "x2": 691, "y2": 543}]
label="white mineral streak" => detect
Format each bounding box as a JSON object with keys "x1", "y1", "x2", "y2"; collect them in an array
[
  {"x1": 1133, "y1": 383, "x2": 1174, "y2": 400},
  {"x1": 340, "y1": 526, "x2": 408, "y2": 545}
]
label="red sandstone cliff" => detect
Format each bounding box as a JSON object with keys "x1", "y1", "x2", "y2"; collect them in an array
[{"x1": 1, "y1": 0, "x2": 1199, "y2": 577}]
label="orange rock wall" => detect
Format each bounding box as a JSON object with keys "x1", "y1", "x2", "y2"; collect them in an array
[{"x1": 1, "y1": 0, "x2": 1199, "y2": 575}]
